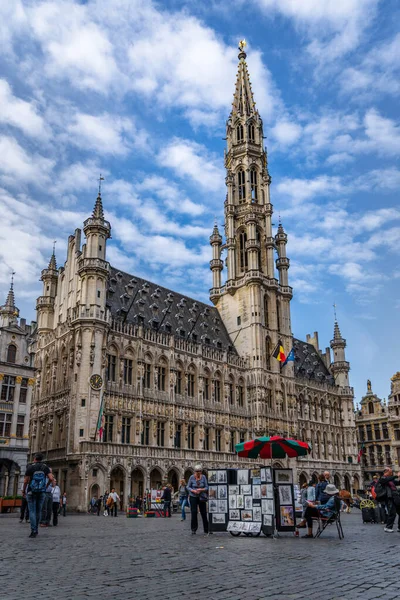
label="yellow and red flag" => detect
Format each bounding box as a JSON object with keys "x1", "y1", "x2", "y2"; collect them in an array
[{"x1": 272, "y1": 340, "x2": 286, "y2": 363}]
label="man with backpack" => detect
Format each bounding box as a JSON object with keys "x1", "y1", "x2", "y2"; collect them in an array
[
  {"x1": 377, "y1": 467, "x2": 400, "y2": 533},
  {"x1": 22, "y1": 453, "x2": 54, "y2": 538}
]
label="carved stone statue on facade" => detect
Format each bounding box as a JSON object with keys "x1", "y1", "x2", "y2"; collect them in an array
[
  {"x1": 48, "y1": 415, "x2": 53, "y2": 433},
  {"x1": 76, "y1": 349, "x2": 82, "y2": 366}
]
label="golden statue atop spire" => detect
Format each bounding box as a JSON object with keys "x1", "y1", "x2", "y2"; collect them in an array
[{"x1": 238, "y1": 39, "x2": 247, "y2": 51}]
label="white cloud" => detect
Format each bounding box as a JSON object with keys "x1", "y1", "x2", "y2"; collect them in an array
[
  {"x1": 158, "y1": 138, "x2": 224, "y2": 193},
  {"x1": 29, "y1": 1, "x2": 120, "y2": 92},
  {"x1": 66, "y1": 113, "x2": 142, "y2": 155},
  {"x1": 276, "y1": 175, "x2": 343, "y2": 203},
  {"x1": 253, "y1": 0, "x2": 379, "y2": 61},
  {"x1": 271, "y1": 120, "x2": 302, "y2": 146},
  {"x1": 0, "y1": 135, "x2": 54, "y2": 184},
  {"x1": 341, "y1": 33, "x2": 400, "y2": 96},
  {"x1": 0, "y1": 79, "x2": 48, "y2": 138},
  {"x1": 137, "y1": 176, "x2": 206, "y2": 216}
]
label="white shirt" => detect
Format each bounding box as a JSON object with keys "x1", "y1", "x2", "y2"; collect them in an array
[
  {"x1": 109, "y1": 491, "x2": 120, "y2": 502},
  {"x1": 52, "y1": 485, "x2": 61, "y2": 503}
]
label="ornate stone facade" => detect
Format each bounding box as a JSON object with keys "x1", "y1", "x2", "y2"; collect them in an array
[
  {"x1": 0, "y1": 281, "x2": 36, "y2": 496},
  {"x1": 29, "y1": 46, "x2": 360, "y2": 510},
  {"x1": 355, "y1": 381, "x2": 392, "y2": 484}
]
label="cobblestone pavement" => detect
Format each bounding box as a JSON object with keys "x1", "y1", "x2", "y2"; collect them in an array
[{"x1": 1, "y1": 511, "x2": 399, "y2": 600}]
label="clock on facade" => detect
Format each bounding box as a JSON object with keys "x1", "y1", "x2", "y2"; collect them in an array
[{"x1": 90, "y1": 374, "x2": 103, "y2": 390}]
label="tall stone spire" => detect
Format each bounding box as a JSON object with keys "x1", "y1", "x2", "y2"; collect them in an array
[
  {"x1": 231, "y1": 40, "x2": 257, "y2": 118},
  {"x1": 211, "y1": 41, "x2": 293, "y2": 375}
]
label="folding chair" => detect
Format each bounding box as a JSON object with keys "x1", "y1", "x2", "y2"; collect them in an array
[{"x1": 314, "y1": 496, "x2": 344, "y2": 539}]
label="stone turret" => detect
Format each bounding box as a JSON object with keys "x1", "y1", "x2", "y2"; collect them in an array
[
  {"x1": 0, "y1": 275, "x2": 19, "y2": 328},
  {"x1": 330, "y1": 320, "x2": 350, "y2": 387},
  {"x1": 209, "y1": 222, "x2": 223, "y2": 302},
  {"x1": 36, "y1": 250, "x2": 58, "y2": 331}
]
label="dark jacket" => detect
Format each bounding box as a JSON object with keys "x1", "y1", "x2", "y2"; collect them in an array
[
  {"x1": 161, "y1": 488, "x2": 172, "y2": 502},
  {"x1": 379, "y1": 476, "x2": 400, "y2": 498},
  {"x1": 315, "y1": 481, "x2": 328, "y2": 503}
]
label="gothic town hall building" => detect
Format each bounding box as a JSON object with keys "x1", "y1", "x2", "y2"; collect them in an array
[{"x1": 29, "y1": 48, "x2": 361, "y2": 509}]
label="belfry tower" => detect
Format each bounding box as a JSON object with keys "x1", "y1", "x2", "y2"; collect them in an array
[{"x1": 210, "y1": 42, "x2": 293, "y2": 373}]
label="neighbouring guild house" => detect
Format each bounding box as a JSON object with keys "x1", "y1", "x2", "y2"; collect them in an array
[
  {"x1": 0, "y1": 281, "x2": 36, "y2": 497},
  {"x1": 355, "y1": 380, "x2": 392, "y2": 484},
  {"x1": 29, "y1": 45, "x2": 361, "y2": 510}
]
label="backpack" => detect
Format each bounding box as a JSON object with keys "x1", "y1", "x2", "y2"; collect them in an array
[
  {"x1": 29, "y1": 464, "x2": 48, "y2": 494},
  {"x1": 374, "y1": 481, "x2": 387, "y2": 502}
]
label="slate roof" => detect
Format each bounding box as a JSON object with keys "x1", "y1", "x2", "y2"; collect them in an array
[
  {"x1": 293, "y1": 338, "x2": 334, "y2": 385},
  {"x1": 106, "y1": 268, "x2": 336, "y2": 383},
  {"x1": 106, "y1": 267, "x2": 236, "y2": 352}
]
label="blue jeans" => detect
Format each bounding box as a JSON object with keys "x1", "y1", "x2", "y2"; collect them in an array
[
  {"x1": 27, "y1": 492, "x2": 46, "y2": 533},
  {"x1": 180, "y1": 497, "x2": 189, "y2": 520}
]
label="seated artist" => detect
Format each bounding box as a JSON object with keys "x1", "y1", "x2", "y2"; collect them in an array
[{"x1": 297, "y1": 483, "x2": 340, "y2": 538}]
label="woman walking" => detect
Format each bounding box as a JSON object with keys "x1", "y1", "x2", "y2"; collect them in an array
[
  {"x1": 178, "y1": 479, "x2": 189, "y2": 521},
  {"x1": 187, "y1": 465, "x2": 209, "y2": 535}
]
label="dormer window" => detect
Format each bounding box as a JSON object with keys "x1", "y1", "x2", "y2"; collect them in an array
[
  {"x1": 238, "y1": 169, "x2": 246, "y2": 203},
  {"x1": 237, "y1": 124, "x2": 244, "y2": 142}
]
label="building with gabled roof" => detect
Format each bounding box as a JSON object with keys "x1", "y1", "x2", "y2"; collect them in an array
[
  {"x1": 29, "y1": 45, "x2": 360, "y2": 509},
  {"x1": 0, "y1": 278, "x2": 36, "y2": 497}
]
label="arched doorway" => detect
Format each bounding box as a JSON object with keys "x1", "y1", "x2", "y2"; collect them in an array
[
  {"x1": 150, "y1": 467, "x2": 162, "y2": 490},
  {"x1": 299, "y1": 472, "x2": 308, "y2": 487},
  {"x1": 334, "y1": 473, "x2": 341, "y2": 490},
  {"x1": 0, "y1": 459, "x2": 21, "y2": 497},
  {"x1": 184, "y1": 468, "x2": 193, "y2": 482},
  {"x1": 344, "y1": 474, "x2": 351, "y2": 492},
  {"x1": 168, "y1": 469, "x2": 179, "y2": 492},
  {"x1": 353, "y1": 474, "x2": 360, "y2": 494},
  {"x1": 131, "y1": 468, "x2": 144, "y2": 498},
  {"x1": 90, "y1": 483, "x2": 100, "y2": 499},
  {"x1": 110, "y1": 466, "x2": 125, "y2": 509}
]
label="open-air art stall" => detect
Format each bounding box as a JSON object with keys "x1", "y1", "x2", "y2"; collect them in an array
[{"x1": 208, "y1": 467, "x2": 291, "y2": 537}]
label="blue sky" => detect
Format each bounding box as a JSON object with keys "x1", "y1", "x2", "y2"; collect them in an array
[{"x1": 0, "y1": 0, "x2": 399, "y2": 403}]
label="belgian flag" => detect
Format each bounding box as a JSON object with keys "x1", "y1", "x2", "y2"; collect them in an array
[{"x1": 272, "y1": 340, "x2": 287, "y2": 363}]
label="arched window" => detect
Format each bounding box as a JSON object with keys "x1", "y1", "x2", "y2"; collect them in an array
[
  {"x1": 264, "y1": 295, "x2": 269, "y2": 328},
  {"x1": 368, "y1": 402, "x2": 374, "y2": 414},
  {"x1": 237, "y1": 124, "x2": 244, "y2": 142},
  {"x1": 250, "y1": 169, "x2": 258, "y2": 201},
  {"x1": 7, "y1": 344, "x2": 16, "y2": 363},
  {"x1": 265, "y1": 337, "x2": 271, "y2": 370},
  {"x1": 239, "y1": 231, "x2": 248, "y2": 271},
  {"x1": 238, "y1": 169, "x2": 246, "y2": 202},
  {"x1": 248, "y1": 123, "x2": 255, "y2": 141},
  {"x1": 256, "y1": 228, "x2": 262, "y2": 269}
]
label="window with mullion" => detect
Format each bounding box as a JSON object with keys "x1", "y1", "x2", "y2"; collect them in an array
[
  {"x1": 1, "y1": 376, "x2": 15, "y2": 402},
  {"x1": 19, "y1": 378, "x2": 28, "y2": 403},
  {"x1": 157, "y1": 421, "x2": 165, "y2": 446},
  {"x1": 107, "y1": 355, "x2": 117, "y2": 382},
  {"x1": 16, "y1": 415, "x2": 24, "y2": 438},
  {"x1": 213, "y1": 379, "x2": 221, "y2": 403},
  {"x1": 187, "y1": 373, "x2": 195, "y2": 397},
  {"x1": 175, "y1": 370, "x2": 182, "y2": 395},
  {"x1": 123, "y1": 359, "x2": 133, "y2": 385},
  {"x1": 143, "y1": 363, "x2": 151, "y2": 389},
  {"x1": 187, "y1": 424, "x2": 195, "y2": 449},
  {"x1": 121, "y1": 417, "x2": 131, "y2": 444},
  {"x1": 157, "y1": 366, "x2": 166, "y2": 391},
  {"x1": 103, "y1": 415, "x2": 114, "y2": 442}
]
